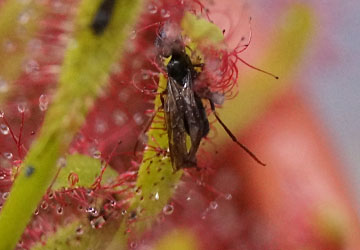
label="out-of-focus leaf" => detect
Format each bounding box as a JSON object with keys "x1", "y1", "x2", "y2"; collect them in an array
[
  {"x1": 31, "y1": 218, "x2": 121, "y2": 250},
  {"x1": 52, "y1": 154, "x2": 118, "y2": 190},
  {"x1": 0, "y1": 0, "x2": 144, "y2": 249},
  {"x1": 0, "y1": 1, "x2": 44, "y2": 103},
  {"x1": 154, "y1": 229, "x2": 199, "y2": 250}
]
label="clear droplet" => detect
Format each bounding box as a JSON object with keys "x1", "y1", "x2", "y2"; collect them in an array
[
  {"x1": 148, "y1": 4, "x2": 158, "y2": 14},
  {"x1": 95, "y1": 120, "x2": 107, "y2": 134},
  {"x1": 133, "y1": 113, "x2": 144, "y2": 125},
  {"x1": 18, "y1": 11, "x2": 30, "y2": 24},
  {"x1": 41, "y1": 201, "x2": 48, "y2": 210},
  {"x1": 130, "y1": 30, "x2": 137, "y2": 40},
  {"x1": 162, "y1": 204, "x2": 174, "y2": 215},
  {"x1": 57, "y1": 157, "x2": 67, "y2": 168},
  {"x1": 17, "y1": 103, "x2": 26, "y2": 113},
  {"x1": 3, "y1": 152, "x2": 13, "y2": 160},
  {"x1": 39, "y1": 94, "x2": 49, "y2": 111},
  {"x1": 130, "y1": 241, "x2": 137, "y2": 248},
  {"x1": 86, "y1": 206, "x2": 95, "y2": 213},
  {"x1": 2, "y1": 192, "x2": 9, "y2": 199},
  {"x1": 0, "y1": 124, "x2": 9, "y2": 135},
  {"x1": 110, "y1": 200, "x2": 117, "y2": 207},
  {"x1": 76, "y1": 225, "x2": 84, "y2": 235},
  {"x1": 34, "y1": 208, "x2": 39, "y2": 215},
  {"x1": 142, "y1": 72, "x2": 150, "y2": 80},
  {"x1": 209, "y1": 201, "x2": 218, "y2": 210},
  {"x1": 160, "y1": 9, "x2": 171, "y2": 18},
  {"x1": 90, "y1": 216, "x2": 105, "y2": 229},
  {"x1": 3, "y1": 39, "x2": 16, "y2": 53},
  {"x1": 0, "y1": 78, "x2": 9, "y2": 93},
  {"x1": 24, "y1": 59, "x2": 39, "y2": 74},
  {"x1": 225, "y1": 193, "x2": 232, "y2": 200},
  {"x1": 56, "y1": 206, "x2": 63, "y2": 215},
  {"x1": 0, "y1": 110, "x2": 4, "y2": 118},
  {"x1": 91, "y1": 208, "x2": 99, "y2": 217},
  {"x1": 113, "y1": 110, "x2": 128, "y2": 126},
  {"x1": 92, "y1": 150, "x2": 101, "y2": 159},
  {"x1": 154, "y1": 192, "x2": 159, "y2": 200}
]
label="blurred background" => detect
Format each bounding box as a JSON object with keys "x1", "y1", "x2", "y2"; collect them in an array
[{"x1": 249, "y1": 0, "x2": 360, "y2": 208}]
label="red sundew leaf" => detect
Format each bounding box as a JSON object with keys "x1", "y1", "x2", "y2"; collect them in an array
[{"x1": 221, "y1": 90, "x2": 360, "y2": 249}]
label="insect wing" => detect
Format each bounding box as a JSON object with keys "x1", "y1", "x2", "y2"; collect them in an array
[
  {"x1": 164, "y1": 77, "x2": 188, "y2": 171},
  {"x1": 180, "y1": 73, "x2": 206, "y2": 161},
  {"x1": 164, "y1": 73, "x2": 209, "y2": 171}
]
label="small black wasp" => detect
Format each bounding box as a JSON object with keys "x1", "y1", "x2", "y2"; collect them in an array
[{"x1": 156, "y1": 24, "x2": 266, "y2": 171}]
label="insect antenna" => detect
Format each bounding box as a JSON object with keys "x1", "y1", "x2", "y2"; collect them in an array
[{"x1": 209, "y1": 100, "x2": 266, "y2": 166}]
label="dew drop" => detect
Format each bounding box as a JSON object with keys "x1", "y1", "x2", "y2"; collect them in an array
[
  {"x1": 0, "y1": 78, "x2": 9, "y2": 93},
  {"x1": 76, "y1": 225, "x2": 84, "y2": 235},
  {"x1": 86, "y1": 206, "x2": 95, "y2": 214},
  {"x1": 86, "y1": 189, "x2": 94, "y2": 197},
  {"x1": 57, "y1": 157, "x2": 67, "y2": 168},
  {"x1": 225, "y1": 193, "x2": 232, "y2": 200},
  {"x1": 24, "y1": 59, "x2": 39, "y2": 74},
  {"x1": 2, "y1": 192, "x2": 9, "y2": 200},
  {"x1": 41, "y1": 201, "x2": 48, "y2": 210},
  {"x1": 110, "y1": 200, "x2": 117, "y2": 207},
  {"x1": 162, "y1": 204, "x2": 174, "y2": 215},
  {"x1": 142, "y1": 72, "x2": 150, "y2": 80},
  {"x1": 130, "y1": 30, "x2": 137, "y2": 40},
  {"x1": 3, "y1": 152, "x2": 13, "y2": 160},
  {"x1": 121, "y1": 209, "x2": 127, "y2": 215},
  {"x1": 148, "y1": 4, "x2": 158, "y2": 14},
  {"x1": 209, "y1": 201, "x2": 218, "y2": 210},
  {"x1": 34, "y1": 208, "x2": 39, "y2": 215},
  {"x1": 47, "y1": 191, "x2": 54, "y2": 199},
  {"x1": 0, "y1": 124, "x2": 9, "y2": 135},
  {"x1": 39, "y1": 94, "x2": 49, "y2": 111},
  {"x1": 113, "y1": 110, "x2": 128, "y2": 126},
  {"x1": 3, "y1": 39, "x2": 16, "y2": 53},
  {"x1": 91, "y1": 208, "x2": 99, "y2": 217},
  {"x1": 17, "y1": 103, "x2": 26, "y2": 113},
  {"x1": 160, "y1": 9, "x2": 170, "y2": 18},
  {"x1": 90, "y1": 216, "x2": 106, "y2": 229},
  {"x1": 130, "y1": 241, "x2": 137, "y2": 248},
  {"x1": 133, "y1": 113, "x2": 144, "y2": 125},
  {"x1": 18, "y1": 11, "x2": 30, "y2": 24},
  {"x1": 154, "y1": 192, "x2": 159, "y2": 201},
  {"x1": 95, "y1": 120, "x2": 107, "y2": 134},
  {"x1": 92, "y1": 150, "x2": 101, "y2": 159},
  {"x1": 56, "y1": 206, "x2": 63, "y2": 215}
]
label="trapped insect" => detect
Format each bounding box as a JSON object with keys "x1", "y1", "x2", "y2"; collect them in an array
[
  {"x1": 90, "y1": 0, "x2": 116, "y2": 35},
  {"x1": 156, "y1": 24, "x2": 266, "y2": 171}
]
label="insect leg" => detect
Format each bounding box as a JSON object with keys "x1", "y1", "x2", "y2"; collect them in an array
[{"x1": 209, "y1": 100, "x2": 266, "y2": 166}]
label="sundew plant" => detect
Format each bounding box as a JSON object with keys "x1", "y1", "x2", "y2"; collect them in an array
[{"x1": 0, "y1": 0, "x2": 314, "y2": 249}]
